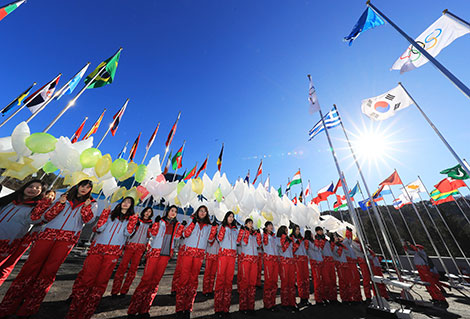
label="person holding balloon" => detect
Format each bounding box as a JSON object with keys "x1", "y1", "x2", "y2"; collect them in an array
[
  {"x1": 290, "y1": 224, "x2": 311, "y2": 308},
  {"x1": 0, "y1": 179, "x2": 97, "y2": 317},
  {"x1": 202, "y1": 233, "x2": 219, "y2": 297},
  {"x1": 304, "y1": 229, "x2": 324, "y2": 306},
  {"x1": 277, "y1": 225, "x2": 297, "y2": 313},
  {"x1": 261, "y1": 221, "x2": 279, "y2": 311}
]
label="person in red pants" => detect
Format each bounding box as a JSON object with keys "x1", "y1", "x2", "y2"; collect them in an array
[
  {"x1": 291, "y1": 224, "x2": 311, "y2": 308},
  {"x1": 366, "y1": 244, "x2": 389, "y2": 300},
  {"x1": 238, "y1": 218, "x2": 261, "y2": 315},
  {"x1": 315, "y1": 227, "x2": 337, "y2": 304},
  {"x1": 203, "y1": 236, "x2": 219, "y2": 296},
  {"x1": 175, "y1": 205, "x2": 217, "y2": 319},
  {"x1": 404, "y1": 241, "x2": 448, "y2": 308},
  {"x1": 0, "y1": 180, "x2": 49, "y2": 287},
  {"x1": 332, "y1": 232, "x2": 352, "y2": 304},
  {"x1": 305, "y1": 229, "x2": 324, "y2": 306},
  {"x1": 262, "y1": 221, "x2": 279, "y2": 311},
  {"x1": 171, "y1": 236, "x2": 186, "y2": 295},
  {"x1": 214, "y1": 211, "x2": 240, "y2": 318},
  {"x1": 343, "y1": 227, "x2": 363, "y2": 303},
  {"x1": 256, "y1": 246, "x2": 263, "y2": 287},
  {"x1": 351, "y1": 236, "x2": 372, "y2": 301},
  {"x1": 0, "y1": 180, "x2": 97, "y2": 318},
  {"x1": 277, "y1": 225, "x2": 297, "y2": 313},
  {"x1": 111, "y1": 207, "x2": 154, "y2": 297},
  {"x1": 66, "y1": 197, "x2": 138, "y2": 319}
]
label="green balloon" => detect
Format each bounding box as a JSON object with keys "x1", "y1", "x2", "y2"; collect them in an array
[
  {"x1": 135, "y1": 164, "x2": 148, "y2": 183},
  {"x1": 25, "y1": 133, "x2": 57, "y2": 153},
  {"x1": 80, "y1": 148, "x2": 102, "y2": 168},
  {"x1": 214, "y1": 187, "x2": 223, "y2": 202},
  {"x1": 43, "y1": 161, "x2": 58, "y2": 173},
  {"x1": 177, "y1": 181, "x2": 185, "y2": 194},
  {"x1": 110, "y1": 158, "x2": 128, "y2": 178}
]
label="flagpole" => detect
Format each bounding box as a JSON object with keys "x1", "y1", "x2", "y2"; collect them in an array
[
  {"x1": 457, "y1": 189, "x2": 470, "y2": 211},
  {"x1": 160, "y1": 111, "x2": 181, "y2": 170},
  {"x1": 0, "y1": 82, "x2": 36, "y2": 115},
  {"x1": 443, "y1": 10, "x2": 470, "y2": 28},
  {"x1": 367, "y1": 2, "x2": 470, "y2": 101},
  {"x1": 0, "y1": 75, "x2": 61, "y2": 129},
  {"x1": 141, "y1": 122, "x2": 160, "y2": 165},
  {"x1": 25, "y1": 96, "x2": 56, "y2": 123},
  {"x1": 97, "y1": 98, "x2": 129, "y2": 148},
  {"x1": 418, "y1": 175, "x2": 470, "y2": 272},
  {"x1": 318, "y1": 107, "x2": 386, "y2": 307},
  {"x1": 70, "y1": 116, "x2": 88, "y2": 141},
  {"x1": 398, "y1": 83, "x2": 470, "y2": 178},
  {"x1": 453, "y1": 194, "x2": 470, "y2": 225},
  {"x1": 44, "y1": 48, "x2": 123, "y2": 133}
]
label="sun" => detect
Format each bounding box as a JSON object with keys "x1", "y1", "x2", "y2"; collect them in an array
[{"x1": 353, "y1": 130, "x2": 389, "y2": 161}]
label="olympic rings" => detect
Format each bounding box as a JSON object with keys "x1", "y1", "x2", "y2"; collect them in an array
[
  {"x1": 424, "y1": 28, "x2": 442, "y2": 50},
  {"x1": 398, "y1": 28, "x2": 442, "y2": 62}
]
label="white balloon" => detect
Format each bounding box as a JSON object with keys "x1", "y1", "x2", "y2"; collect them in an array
[
  {"x1": 145, "y1": 154, "x2": 161, "y2": 182},
  {"x1": 223, "y1": 191, "x2": 238, "y2": 211},
  {"x1": 0, "y1": 136, "x2": 13, "y2": 153},
  {"x1": 102, "y1": 178, "x2": 119, "y2": 197},
  {"x1": 232, "y1": 180, "x2": 245, "y2": 202},
  {"x1": 253, "y1": 185, "x2": 267, "y2": 211},
  {"x1": 219, "y1": 173, "x2": 232, "y2": 196},
  {"x1": 202, "y1": 173, "x2": 214, "y2": 200},
  {"x1": 29, "y1": 153, "x2": 50, "y2": 169},
  {"x1": 178, "y1": 180, "x2": 196, "y2": 207},
  {"x1": 71, "y1": 137, "x2": 93, "y2": 154},
  {"x1": 11, "y1": 122, "x2": 31, "y2": 157}
]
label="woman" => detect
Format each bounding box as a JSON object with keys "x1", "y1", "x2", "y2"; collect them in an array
[
  {"x1": 332, "y1": 232, "x2": 352, "y2": 303},
  {"x1": 112, "y1": 207, "x2": 154, "y2": 297},
  {"x1": 0, "y1": 179, "x2": 97, "y2": 317},
  {"x1": 351, "y1": 236, "x2": 372, "y2": 301},
  {"x1": 202, "y1": 234, "x2": 219, "y2": 297},
  {"x1": 0, "y1": 180, "x2": 49, "y2": 286},
  {"x1": 214, "y1": 211, "x2": 241, "y2": 317},
  {"x1": 67, "y1": 197, "x2": 138, "y2": 319},
  {"x1": 291, "y1": 225, "x2": 311, "y2": 307},
  {"x1": 365, "y1": 243, "x2": 389, "y2": 300},
  {"x1": 127, "y1": 205, "x2": 184, "y2": 318},
  {"x1": 262, "y1": 221, "x2": 279, "y2": 311},
  {"x1": 305, "y1": 230, "x2": 324, "y2": 306},
  {"x1": 316, "y1": 227, "x2": 337, "y2": 303},
  {"x1": 277, "y1": 225, "x2": 297, "y2": 312},
  {"x1": 171, "y1": 234, "x2": 186, "y2": 295},
  {"x1": 176, "y1": 205, "x2": 217, "y2": 318},
  {"x1": 343, "y1": 227, "x2": 362, "y2": 302}
]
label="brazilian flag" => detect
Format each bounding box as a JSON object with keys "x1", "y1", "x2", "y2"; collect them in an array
[{"x1": 85, "y1": 48, "x2": 122, "y2": 89}]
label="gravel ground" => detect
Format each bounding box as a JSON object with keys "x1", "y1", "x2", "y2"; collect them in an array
[{"x1": 1, "y1": 250, "x2": 469, "y2": 319}]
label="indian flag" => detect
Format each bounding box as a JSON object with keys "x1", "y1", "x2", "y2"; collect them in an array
[
  {"x1": 0, "y1": 0, "x2": 25, "y2": 22},
  {"x1": 287, "y1": 170, "x2": 302, "y2": 189}
]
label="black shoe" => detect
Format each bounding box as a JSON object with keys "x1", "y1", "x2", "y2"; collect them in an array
[
  {"x1": 111, "y1": 294, "x2": 119, "y2": 299},
  {"x1": 184, "y1": 310, "x2": 191, "y2": 319},
  {"x1": 139, "y1": 313, "x2": 150, "y2": 319},
  {"x1": 297, "y1": 299, "x2": 312, "y2": 308},
  {"x1": 176, "y1": 311, "x2": 185, "y2": 319}
]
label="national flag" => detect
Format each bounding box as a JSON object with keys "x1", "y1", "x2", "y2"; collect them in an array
[
  {"x1": 349, "y1": 183, "x2": 360, "y2": 198},
  {"x1": 393, "y1": 193, "x2": 411, "y2": 209},
  {"x1": 165, "y1": 113, "x2": 181, "y2": 148},
  {"x1": 23, "y1": 74, "x2": 61, "y2": 114},
  {"x1": 85, "y1": 48, "x2": 122, "y2": 89},
  {"x1": 308, "y1": 106, "x2": 341, "y2": 141},
  {"x1": 288, "y1": 170, "x2": 302, "y2": 188},
  {"x1": 448, "y1": 177, "x2": 467, "y2": 190},
  {"x1": 195, "y1": 156, "x2": 208, "y2": 179},
  {"x1": 264, "y1": 175, "x2": 270, "y2": 191},
  {"x1": 172, "y1": 144, "x2": 184, "y2": 170},
  {"x1": 430, "y1": 188, "x2": 457, "y2": 201},
  {"x1": 381, "y1": 185, "x2": 392, "y2": 196},
  {"x1": 278, "y1": 186, "x2": 282, "y2": 198},
  {"x1": 71, "y1": 117, "x2": 87, "y2": 144},
  {"x1": 358, "y1": 199, "x2": 371, "y2": 211},
  {"x1": 299, "y1": 190, "x2": 303, "y2": 203},
  {"x1": 334, "y1": 195, "x2": 347, "y2": 211},
  {"x1": 292, "y1": 196, "x2": 298, "y2": 205},
  {"x1": 403, "y1": 179, "x2": 426, "y2": 194},
  {"x1": 333, "y1": 178, "x2": 342, "y2": 193},
  {"x1": 217, "y1": 143, "x2": 224, "y2": 171},
  {"x1": 380, "y1": 171, "x2": 402, "y2": 186},
  {"x1": 307, "y1": 74, "x2": 320, "y2": 114},
  {"x1": 371, "y1": 186, "x2": 384, "y2": 202},
  {"x1": 118, "y1": 141, "x2": 128, "y2": 159},
  {"x1": 440, "y1": 164, "x2": 469, "y2": 180},
  {"x1": 252, "y1": 160, "x2": 263, "y2": 185},
  {"x1": 55, "y1": 63, "x2": 89, "y2": 100},
  {"x1": 163, "y1": 150, "x2": 172, "y2": 175},
  {"x1": 435, "y1": 177, "x2": 462, "y2": 194},
  {"x1": 431, "y1": 195, "x2": 455, "y2": 206},
  {"x1": 0, "y1": 82, "x2": 35, "y2": 115},
  {"x1": 313, "y1": 182, "x2": 334, "y2": 204},
  {"x1": 361, "y1": 85, "x2": 414, "y2": 121},
  {"x1": 184, "y1": 164, "x2": 197, "y2": 181},
  {"x1": 359, "y1": 186, "x2": 384, "y2": 210},
  {"x1": 128, "y1": 133, "x2": 141, "y2": 162},
  {"x1": 82, "y1": 109, "x2": 106, "y2": 140},
  {"x1": 110, "y1": 100, "x2": 128, "y2": 136},
  {"x1": 0, "y1": 0, "x2": 25, "y2": 22},
  {"x1": 344, "y1": 7, "x2": 385, "y2": 45},
  {"x1": 244, "y1": 170, "x2": 250, "y2": 184},
  {"x1": 392, "y1": 14, "x2": 470, "y2": 73},
  {"x1": 146, "y1": 123, "x2": 160, "y2": 152}
]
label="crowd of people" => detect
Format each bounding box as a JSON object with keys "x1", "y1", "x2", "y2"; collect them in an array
[{"x1": 0, "y1": 179, "x2": 448, "y2": 319}]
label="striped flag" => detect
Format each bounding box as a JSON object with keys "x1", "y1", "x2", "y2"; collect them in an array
[
  {"x1": 308, "y1": 107, "x2": 341, "y2": 141},
  {"x1": 252, "y1": 160, "x2": 263, "y2": 185},
  {"x1": 110, "y1": 100, "x2": 128, "y2": 136},
  {"x1": 184, "y1": 164, "x2": 198, "y2": 181},
  {"x1": 244, "y1": 170, "x2": 250, "y2": 184},
  {"x1": 165, "y1": 112, "x2": 181, "y2": 148},
  {"x1": 304, "y1": 181, "x2": 311, "y2": 197},
  {"x1": 163, "y1": 150, "x2": 172, "y2": 175},
  {"x1": 129, "y1": 133, "x2": 141, "y2": 162},
  {"x1": 217, "y1": 143, "x2": 224, "y2": 171},
  {"x1": 24, "y1": 74, "x2": 61, "y2": 113},
  {"x1": 0, "y1": 82, "x2": 36, "y2": 115},
  {"x1": 82, "y1": 109, "x2": 106, "y2": 140},
  {"x1": 146, "y1": 122, "x2": 160, "y2": 151},
  {"x1": 0, "y1": 0, "x2": 25, "y2": 22},
  {"x1": 117, "y1": 141, "x2": 128, "y2": 159},
  {"x1": 195, "y1": 156, "x2": 208, "y2": 178},
  {"x1": 71, "y1": 117, "x2": 87, "y2": 143},
  {"x1": 55, "y1": 63, "x2": 90, "y2": 100}
]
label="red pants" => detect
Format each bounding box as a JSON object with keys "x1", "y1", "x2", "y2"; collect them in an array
[
  {"x1": 0, "y1": 239, "x2": 75, "y2": 316},
  {"x1": 347, "y1": 258, "x2": 362, "y2": 302},
  {"x1": 321, "y1": 259, "x2": 337, "y2": 301},
  {"x1": 257, "y1": 252, "x2": 263, "y2": 286},
  {"x1": 336, "y1": 262, "x2": 351, "y2": 302},
  {"x1": 70, "y1": 267, "x2": 85, "y2": 300},
  {"x1": 263, "y1": 255, "x2": 279, "y2": 309},
  {"x1": 358, "y1": 258, "x2": 372, "y2": 299},
  {"x1": 214, "y1": 254, "x2": 236, "y2": 313},
  {"x1": 371, "y1": 265, "x2": 389, "y2": 299},
  {"x1": 295, "y1": 255, "x2": 310, "y2": 299},
  {"x1": 279, "y1": 257, "x2": 296, "y2": 306},
  {"x1": 111, "y1": 245, "x2": 146, "y2": 295},
  {"x1": 0, "y1": 235, "x2": 34, "y2": 287},
  {"x1": 416, "y1": 265, "x2": 445, "y2": 301},
  {"x1": 176, "y1": 254, "x2": 204, "y2": 312},
  {"x1": 309, "y1": 260, "x2": 323, "y2": 303},
  {"x1": 238, "y1": 255, "x2": 258, "y2": 311},
  {"x1": 202, "y1": 253, "x2": 218, "y2": 294},
  {"x1": 66, "y1": 253, "x2": 120, "y2": 319},
  {"x1": 128, "y1": 255, "x2": 170, "y2": 315},
  {"x1": 171, "y1": 249, "x2": 184, "y2": 293}
]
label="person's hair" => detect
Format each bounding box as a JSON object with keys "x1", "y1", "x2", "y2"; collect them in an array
[
  {"x1": 315, "y1": 226, "x2": 323, "y2": 232},
  {"x1": 304, "y1": 230, "x2": 314, "y2": 242},
  {"x1": 111, "y1": 197, "x2": 135, "y2": 221},
  {"x1": 244, "y1": 218, "x2": 253, "y2": 225},
  {"x1": 140, "y1": 207, "x2": 154, "y2": 220},
  {"x1": 45, "y1": 189, "x2": 56, "y2": 197},
  {"x1": 0, "y1": 179, "x2": 47, "y2": 207},
  {"x1": 193, "y1": 205, "x2": 210, "y2": 224},
  {"x1": 221, "y1": 211, "x2": 237, "y2": 228},
  {"x1": 66, "y1": 179, "x2": 93, "y2": 203},
  {"x1": 264, "y1": 221, "x2": 273, "y2": 228},
  {"x1": 277, "y1": 225, "x2": 288, "y2": 237},
  {"x1": 292, "y1": 225, "x2": 303, "y2": 239},
  {"x1": 163, "y1": 205, "x2": 179, "y2": 220}
]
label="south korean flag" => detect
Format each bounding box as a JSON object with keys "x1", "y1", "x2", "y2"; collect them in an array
[{"x1": 361, "y1": 85, "x2": 414, "y2": 121}]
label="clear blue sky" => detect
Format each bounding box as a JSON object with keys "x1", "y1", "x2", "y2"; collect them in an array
[{"x1": 1, "y1": 0, "x2": 470, "y2": 207}]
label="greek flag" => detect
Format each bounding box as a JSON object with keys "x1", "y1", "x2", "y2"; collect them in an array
[{"x1": 308, "y1": 107, "x2": 341, "y2": 141}]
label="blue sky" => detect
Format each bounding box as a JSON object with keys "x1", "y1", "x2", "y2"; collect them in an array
[{"x1": 1, "y1": 0, "x2": 470, "y2": 208}]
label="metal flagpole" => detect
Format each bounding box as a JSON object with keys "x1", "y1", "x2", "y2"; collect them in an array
[
  {"x1": 443, "y1": 10, "x2": 470, "y2": 28},
  {"x1": 70, "y1": 117, "x2": 88, "y2": 142},
  {"x1": 318, "y1": 109, "x2": 385, "y2": 307},
  {"x1": 141, "y1": 122, "x2": 160, "y2": 165},
  {"x1": 335, "y1": 105, "x2": 402, "y2": 279},
  {"x1": 388, "y1": 187, "x2": 417, "y2": 245},
  {"x1": 367, "y1": 2, "x2": 470, "y2": 101},
  {"x1": 97, "y1": 98, "x2": 129, "y2": 148},
  {"x1": 453, "y1": 195, "x2": 470, "y2": 225},
  {"x1": 457, "y1": 189, "x2": 470, "y2": 211},
  {"x1": 0, "y1": 82, "x2": 36, "y2": 116},
  {"x1": 160, "y1": 112, "x2": 181, "y2": 170},
  {"x1": 419, "y1": 175, "x2": 470, "y2": 272},
  {"x1": 398, "y1": 83, "x2": 470, "y2": 177},
  {"x1": 325, "y1": 197, "x2": 332, "y2": 214},
  {"x1": 43, "y1": 48, "x2": 123, "y2": 133}
]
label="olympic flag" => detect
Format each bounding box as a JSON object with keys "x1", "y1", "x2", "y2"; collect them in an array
[
  {"x1": 392, "y1": 14, "x2": 470, "y2": 73},
  {"x1": 361, "y1": 85, "x2": 413, "y2": 121}
]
